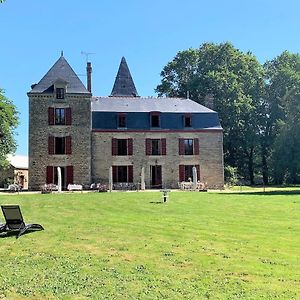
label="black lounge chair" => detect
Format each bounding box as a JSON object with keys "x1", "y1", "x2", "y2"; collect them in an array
[{"x1": 0, "y1": 205, "x2": 44, "y2": 239}]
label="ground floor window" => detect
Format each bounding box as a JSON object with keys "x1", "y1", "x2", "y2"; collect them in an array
[
  {"x1": 179, "y1": 165, "x2": 200, "y2": 182},
  {"x1": 112, "y1": 165, "x2": 133, "y2": 183},
  {"x1": 46, "y1": 166, "x2": 73, "y2": 189}
]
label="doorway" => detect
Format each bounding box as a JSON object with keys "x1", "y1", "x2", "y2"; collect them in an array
[{"x1": 150, "y1": 165, "x2": 162, "y2": 189}]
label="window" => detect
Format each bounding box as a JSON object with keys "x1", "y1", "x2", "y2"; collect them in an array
[
  {"x1": 145, "y1": 138, "x2": 166, "y2": 155},
  {"x1": 117, "y1": 139, "x2": 128, "y2": 156},
  {"x1": 46, "y1": 165, "x2": 73, "y2": 187},
  {"x1": 118, "y1": 114, "x2": 126, "y2": 128},
  {"x1": 184, "y1": 115, "x2": 192, "y2": 127},
  {"x1": 184, "y1": 139, "x2": 194, "y2": 155},
  {"x1": 150, "y1": 112, "x2": 160, "y2": 127},
  {"x1": 112, "y1": 138, "x2": 133, "y2": 156},
  {"x1": 151, "y1": 139, "x2": 160, "y2": 155},
  {"x1": 179, "y1": 138, "x2": 199, "y2": 155},
  {"x1": 48, "y1": 136, "x2": 72, "y2": 155},
  {"x1": 55, "y1": 137, "x2": 65, "y2": 154},
  {"x1": 112, "y1": 165, "x2": 133, "y2": 183},
  {"x1": 56, "y1": 88, "x2": 65, "y2": 99},
  {"x1": 55, "y1": 108, "x2": 65, "y2": 125},
  {"x1": 48, "y1": 107, "x2": 71, "y2": 125},
  {"x1": 179, "y1": 165, "x2": 200, "y2": 182}
]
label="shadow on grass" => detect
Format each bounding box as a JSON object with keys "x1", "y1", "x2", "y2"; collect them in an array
[
  {"x1": 223, "y1": 190, "x2": 300, "y2": 196},
  {"x1": 0, "y1": 230, "x2": 42, "y2": 239},
  {"x1": 149, "y1": 201, "x2": 165, "y2": 204}
]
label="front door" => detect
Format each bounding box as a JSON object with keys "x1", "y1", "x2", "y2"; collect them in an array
[{"x1": 151, "y1": 165, "x2": 162, "y2": 189}]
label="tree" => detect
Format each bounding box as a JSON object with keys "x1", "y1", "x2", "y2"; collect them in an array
[
  {"x1": 156, "y1": 42, "x2": 265, "y2": 184},
  {"x1": 0, "y1": 89, "x2": 18, "y2": 169},
  {"x1": 261, "y1": 51, "x2": 300, "y2": 183}
]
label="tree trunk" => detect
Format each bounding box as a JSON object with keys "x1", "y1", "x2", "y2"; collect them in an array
[
  {"x1": 248, "y1": 147, "x2": 255, "y2": 185},
  {"x1": 261, "y1": 144, "x2": 269, "y2": 185}
]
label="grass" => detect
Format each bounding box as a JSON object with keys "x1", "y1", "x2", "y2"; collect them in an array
[{"x1": 0, "y1": 189, "x2": 299, "y2": 299}]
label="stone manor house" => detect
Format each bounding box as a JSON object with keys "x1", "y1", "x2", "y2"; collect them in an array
[{"x1": 28, "y1": 54, "x2": 224, "y2": 190}]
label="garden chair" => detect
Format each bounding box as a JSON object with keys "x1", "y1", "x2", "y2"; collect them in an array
[{"x1": 0, "y1": 205, "x2": 44, "y2": 239}]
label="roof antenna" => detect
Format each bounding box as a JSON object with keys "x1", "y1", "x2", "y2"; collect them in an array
[
  {"x1": 81, "y1": 51, "x2": 95, "y2": 63},
  {"x1": 61, "y1": 50, "x2": 64, "y2": 57}
]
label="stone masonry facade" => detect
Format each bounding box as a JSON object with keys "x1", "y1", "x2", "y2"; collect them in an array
[
  {"x1": 91, "y1": 131, "x2": 224, "y2": 189},
  {"x1": 28, "y1": 94, "x2": 91, "y2": 190}
]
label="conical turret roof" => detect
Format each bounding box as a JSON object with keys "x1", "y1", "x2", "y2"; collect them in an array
[
  {"x1": 29, "y1": 55, "x2": 90, "y2": 94},
  {"x1": 110, "y1": 57, "x2": 139, "y2": 97}
]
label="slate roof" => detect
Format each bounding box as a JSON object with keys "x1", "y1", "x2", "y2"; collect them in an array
[
  {"x1": 110, "y1": 57, "x2": 139, "y2": 97},
  {"x1": 28, "y1": 55, "x2": 90, "y2": 94},
  {"x1": 92, "y1": 97, "x2": 216, "y2": 113}
]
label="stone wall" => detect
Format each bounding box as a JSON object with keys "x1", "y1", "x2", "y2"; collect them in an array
[
  {"x1": 91, "y1": 131, "x2": 224, "y2": 189},
  {"x1": 28, "y1": 94, "x2": 91, "y2": 190}
]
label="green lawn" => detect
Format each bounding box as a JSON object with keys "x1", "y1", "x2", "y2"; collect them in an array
[{"x1": 0, "y1": 190, "x2": 299, "y2": 299}]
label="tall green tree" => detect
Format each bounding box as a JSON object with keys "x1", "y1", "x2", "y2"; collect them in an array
[
  {"x1": 271, "y1": 85, "x2": 300, "y2": 183},
  {"x1": 261, "y1": 51, "x2": 300, "y2": 183},
  {"x1": 0, "y1": 89, "x2": 18, "y2": 169},
  {"x1": 156, "y1": 42, "x2": 265, "y2": 184}
]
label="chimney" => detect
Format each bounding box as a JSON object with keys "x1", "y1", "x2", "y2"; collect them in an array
[
  {"x1": 204, "y1": 94, "x2": 214, "y2": 110},
  {"x1": 86, "y1": 62, "x2": 92, "y2": 93}
]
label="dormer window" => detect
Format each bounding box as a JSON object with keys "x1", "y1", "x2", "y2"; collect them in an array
[
  {"x1": 150, "y1": 112, "x2": 160, "y2": 128},
  {"x1": 184, "y1": 114, "x2": 192, "y2": 127},
  {"x1": 118, "y1": 113, "x2": 127, "y2": 128},
  {"x1": 56, "y1": 88, "x2": 65, "y2": 99}
]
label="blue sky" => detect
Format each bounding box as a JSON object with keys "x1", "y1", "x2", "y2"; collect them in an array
[{"x1": 0, "y1": 0, "x2": 299, "y2": 155}]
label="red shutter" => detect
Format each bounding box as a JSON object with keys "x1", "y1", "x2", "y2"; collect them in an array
[
  {"x1": 66, "y1": 136, "x2": 72, "y2": 154},
  {"x1": 196, "y1": 165, "x2": 200, "y2": 180},
  {"x1": 48, "y1": 107, "x2": 54, "y2": 125},
  {"x1": 179, "y1": 165, "x2": 185, "y2": 182},
  {"x1": 65, "y1": 107, "x2": 72, "y2": 125},
  {"x1": 48, "y1": 136, "x2": 54, "y2": 155},
  {"x1": 145, "y1": 139, "x2": 151, "y2": 155},
  {"x1": 128, "y1": 166, "x2": 133, "y2": 183},
  {"x1": 46, "y1": 166, "x2": 53, "y2": 184},
  {"x1": 128, "y1": 138, "x2": 133, "y2": 155},
  {"x1": 112, "y1": 166, "x2": 117, "y2": 182},
  {"x1": 66, "y1": 166, "x2": 74, "y2": 185},
  {"x1": 161, "y1": 138, "x2": 166, "y2": 155},
  {"x1": 194, "y1": 138, "x2": 199, "y2": 155},
  {"x1": 179, "y1": 139, "x2": 185, "y2": 155},
  {"x1": 112, "y1": 138, "x2": 117, "y2": 155}
]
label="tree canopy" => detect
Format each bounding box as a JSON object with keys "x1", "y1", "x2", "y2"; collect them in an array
[
  {"x1": 156, "y1": 43, "x2": 300, "y2": 184},
  {"x1": 0, "y1": 89, "x2": 18, "y2": 169}
]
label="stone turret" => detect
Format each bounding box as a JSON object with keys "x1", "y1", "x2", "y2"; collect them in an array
[{"x1": 27, "y1": 54, "x2": 92, "y2": 190}]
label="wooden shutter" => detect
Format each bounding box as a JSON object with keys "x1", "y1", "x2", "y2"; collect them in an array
[
  {"x1": 179, "y1": 165, "x2": 185, "y2": 182},
  {"x1": 48, "y1": 136, "x2": 54, "y2": 155},
  {"x1": 66, "y1": 136, "x2": 72, "y2": 155},
  {"x1": 196, "y1": 165, "x2": 200, "y2": 180},
  {"x1": 145, "y1": 139, "x2": 151, "y2": 155},
  {"x1": 65, "y1": 107, "x2": 72, "y2": 125},
  {"x1": 46, "y1": 166, "x2": 53, "y2": 184},
  {"x1": 179, "y1": 138, "x2": 185, "y2": 155},
  {"x1": 66, "y1": 166, "x2": 74, "y2": 185},
  {"x1": 161, "y1": 138, "x2": 166, "y2": 155},
  {"x1": 128, "y1": 138, "x2": 133, "y2": 155},
  {"x1": 112, "y1": 166, "x2": 117, "y2": 182},
  {"x1": 112, "y1": 138, "x2": 117, "y2": 155},
  {"x1": 48, "y1": 107, "x2": 54, "y2": 125},
  {"x1": 194, "y1": 138, "x2": 199, "y2": 155},
  {"x1": 128, "y1": 166, "x2": 133, "y2": 183}
]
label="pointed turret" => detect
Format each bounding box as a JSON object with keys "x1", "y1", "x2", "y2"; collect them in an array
[
  {"x1": 29, "y1": 55, "x2": 90, "y2": 94},
  {"x1": 110, "y1": 57, "x2": 139, "y2": 97}
]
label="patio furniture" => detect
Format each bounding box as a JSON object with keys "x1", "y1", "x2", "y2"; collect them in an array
[{"x1": 0, "y1": 205, "x2": 44, "y2": 239}]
